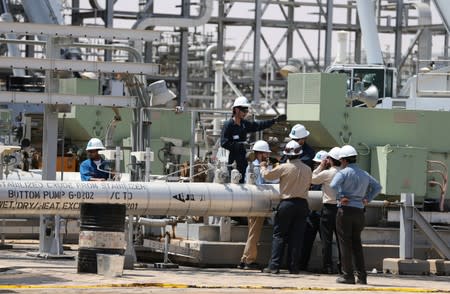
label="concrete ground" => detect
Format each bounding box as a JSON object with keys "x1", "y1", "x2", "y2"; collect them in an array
[{"x1": 0, "y1": 241, "x2": 449, "y2": 294}]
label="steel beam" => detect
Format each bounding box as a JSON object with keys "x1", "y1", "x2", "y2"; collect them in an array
[
  {"x1": 253, "y1": 0, "x2": 262, "y2": 105},
  {"x1": 0, "y1": 56, "x2": 158, "y2": 75},
  {"x1": 0, "y1": 91, "x2": 137, "y2": 107},
  {"x1": 0, "y1": 21, "x2": 160, "y2": 41}
]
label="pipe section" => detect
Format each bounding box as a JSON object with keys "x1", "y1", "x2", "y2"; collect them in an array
[
  {"x1": 133, "y1": 0, "x2": 213, "y2": 29},
  {"x1": 0, "y1": 181, "x2": 389, "y2": 217},
  {"x1": 355, "y1": 0, "x2": 383, "y2": 64},
  {"x1": 0, "y1": 181, "x2": 280, "y2": 217}
]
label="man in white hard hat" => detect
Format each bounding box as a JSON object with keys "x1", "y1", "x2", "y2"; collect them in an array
[
  {"x1": 311, "y1": 147, "x2": 342, "y2": 274},
  {"x1": 330, "y1": 145, "x2": 381, "y2": 285},
  {"x1": 220, "y1": 96, "x2": 286, "y2": 184},
  {"x1": 298, "y1": 150, "x2": 328, "y2": 272},
  {"x1": 238, "y1": 140, "x2": 273, "y2": 270},
  {"x1": 260, "y1": 140, "x2": 311, "y2": 274},
  {"x1": 283, "y1": 124, "x2": 315, "y2": 169},
  {"x1": 80, "y1": 138, "x2": 110, "y2": 181}
]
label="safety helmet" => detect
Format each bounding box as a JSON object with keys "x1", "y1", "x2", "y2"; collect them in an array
[
  {"x1": 339, "y1": 145, "x2": 357, "y2": 159},
  {"x1": 232, "y1": 96, "x2": 250, "y2": 108},
  {"x1": 289, "y1": 124, "x2": 310, "y2": 139},
  {"x1": 252, "y1": 140, "x2": 271, "y2": 153},
  {"x1": 327, "y1": 147, "x2": 341, "y2": 160},
  {"x1": 283, "y1": 140, "x2": 303, "y2": 156},
  {"x1": 362, "y1": 73, "x2": 376, "y2": 85},
  {"x1": 313, "y1": 150, "x2": 328, "y2": 162},
  {"x1": 86, "y1": 138, "x2": 105, "y2": 151}
]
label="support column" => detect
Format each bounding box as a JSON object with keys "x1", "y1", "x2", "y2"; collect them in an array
[
  {"x1": 252, "y1": 0, "x2": 262, "y2": 104},
  {"x1": 324, "y1": 0, "x2": 333, "y2": 68},
  {"x1": 400, "y1": 193, "x2": 414, "y2": 259},
  {"x1": 394, "y1": 0, "x2": 403, "y2": 68}
]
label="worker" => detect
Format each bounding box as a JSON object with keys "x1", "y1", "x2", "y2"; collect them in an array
[
  {"x1": 280, "y1": 124, "x2": 315, "y2": 169},
  {"x1": 220, "y1": 96, "x2": 286, "y2": 184},
  {"x1": 80, "y1": 138, "x2": 110, "y2": 181},
  {"x1": 311, "y1": 147, "x2": 342, "y2": 274},
  {"x1": 260, "y1": 140, "x2": 311, "y2": 274},
  {"x1": 298, "y1": 150, "x2": 328, "y2": 272},
  {"x1": 330, "y1": 145, "x2": 382, "y2": 285},
  {"x1": 282, "y1": 124, "x2": 316, "y2": 271},
  {"x1": 237, "y1": 140, "x2": 273, "y2": 270}
]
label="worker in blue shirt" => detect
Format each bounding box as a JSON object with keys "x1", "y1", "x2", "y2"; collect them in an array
[
  {"x1": 79, "y1": 138, "x2": 110, "y2": 181},
  {"x1": 330, "y1": 145, "x2": 382, "y2": 285},
  {"x1": 238, "y1": 140, "x2": 274, "y2": 270},
  {"x1": 220, "y1": 96, "x2": 286, "y2": 184}
]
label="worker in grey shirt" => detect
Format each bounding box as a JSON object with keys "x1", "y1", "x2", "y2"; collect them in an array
[{"x1": 330, "y1": 145, "x2": 382, "y2": 285}]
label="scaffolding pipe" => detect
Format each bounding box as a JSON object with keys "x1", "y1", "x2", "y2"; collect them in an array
[{"x1": 213, "y1": 61, "x2": 224, "y2": 136}]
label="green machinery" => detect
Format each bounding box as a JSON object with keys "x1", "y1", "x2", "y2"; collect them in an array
[{"x1": 287, "y1": 72, "x2": 447, "y2": 203}]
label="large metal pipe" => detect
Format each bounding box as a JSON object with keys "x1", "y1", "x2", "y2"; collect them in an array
[
  {"x1": 0, "y1": 180, "x2": 390, "y2": 217},
  {"x1": 0, "y1": 181, "x2": 280, "y2": 217},
  {"x1": 355, "y1": 0, "x2": 383, "y2": 64},
  {"x1": 133, "y1": 0, "x2": 213, "y2": 29}
]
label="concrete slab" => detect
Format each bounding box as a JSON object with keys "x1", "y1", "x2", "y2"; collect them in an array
[
  {"x1": 428, "y1": 259, "x2": 450, "y2": 276},
  {"x1": 1, "y1": 243, "x2": 450, "y2": 294},
  {"x1": 383, "y1": 258, "x2": 430, "y2": 275}
]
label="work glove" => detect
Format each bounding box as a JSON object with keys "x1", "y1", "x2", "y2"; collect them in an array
[{"x1": 274, "y1": 114, "x2": 287, "y2": 123}]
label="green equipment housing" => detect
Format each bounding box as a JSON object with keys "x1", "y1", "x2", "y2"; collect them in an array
[{"x1": 287, "y1": 72, "x2": 447, "y2": 202}]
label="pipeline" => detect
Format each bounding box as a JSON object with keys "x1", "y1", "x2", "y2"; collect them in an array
[
  {"x1": 0, "y1": 180, "x2": 390, "y2": 217},
  {"x1": 0, "y1": 181, "x2": 279, "y2": 217}
]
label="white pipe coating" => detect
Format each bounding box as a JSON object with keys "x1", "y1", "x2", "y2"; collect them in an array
[{"x1": 356, "y1": 0, "x2": 384, "y2": 64}]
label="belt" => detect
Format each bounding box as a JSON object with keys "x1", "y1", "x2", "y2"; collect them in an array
[
  {"x1": 338, "y1": 206, "x2": 364, "y2": 211},
  {"x1": 281, "y1": 197, "x2": 307, "y2": 202},
  {"x1": 323, "y1": 203, "x2": 337, "y2": 207}
]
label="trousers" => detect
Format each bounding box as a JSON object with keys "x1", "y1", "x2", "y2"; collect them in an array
[
  {"x1": 240, "y1": 216, "x2": 265, "y2": 264},
  {"x1": 268, "y1": 198, "x2": 309, "y2": 271},
  {"x1": 336, "y1": 206, "x2": 366, "y2": 280},
  {"x1": 320, "y1": 204, "x2": 341, "y2": 269}
]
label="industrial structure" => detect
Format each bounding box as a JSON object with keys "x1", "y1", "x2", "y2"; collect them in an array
[{"x1": 0, "y1": 0, "x2": 448, "y2": 274}]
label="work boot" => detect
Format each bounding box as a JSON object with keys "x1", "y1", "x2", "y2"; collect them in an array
[
  {"x1": 356, "y1": 277, "x2": 367, "y2": 285},
  {"x1": 244, "y1": 263, "x2": 261, "y2": 270},
  {"x1": 336, "y1": 276, "x2": 355, "y2": 284},
  {"x1": 262, "y1": 267, "x2": 280, "y2": 274},
  {"x1": 322, "y1": 266, "x2": 334, "y2": 274}
]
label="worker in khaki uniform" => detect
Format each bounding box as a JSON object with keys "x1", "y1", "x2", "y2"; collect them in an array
[
  {"x1": 260, "y1": 140, "x2": 311, "y2": 274},
  {"x1": 237, "y1": 140, "x2": 273, "y2": 270},
  {"x1": 311, "y1": 147, "x2": 342, "y2": 274}
]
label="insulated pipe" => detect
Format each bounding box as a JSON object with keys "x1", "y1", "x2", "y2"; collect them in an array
[
  {"x1": 0, "y1": 181, "x2": 390, "y2": 217},
  {"x1": 213, "y1": 61, "x2": 224, "y2": 136},
  {"x1": 355, "y1": 0, "x2": 384, "y2": 64},
  {"x1": 0, "y1": 181, "x2": 280, "y2": 217},
  {"x1": 133, "y1": 0, "x2": 213, "y2": 29},
  {"x1": 335, "y1": 31, "x2": 348, "y2": 64},
  {"x1": 410, "y1": 2, "x2": 432, "y2": 62}
]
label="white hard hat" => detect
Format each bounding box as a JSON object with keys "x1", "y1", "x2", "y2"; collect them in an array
[
  {"x1": 252, "y1": 140, "x2": 271, "y2": 153},
  {"x1": 283, "y1": 140, "x2": 303, "y2": 156},
  {"x1": 339, "y1": 145, "x2": 357, "y2": 159},
  {"x1": 86, "y1": 138, "x2": 105, "y2": 151},
  {"x1": 289, "y1": 124, "x2": 310, "y2": 139},
  {"x1": 232, "y1": 96, "x2": 250, "y2": 108},
  {"x1": 313, "y1": 150, "x2": 328, "y2": 162},
  {"x1": 328, "y1": 147, "x2": 341, "y2": 160}
]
